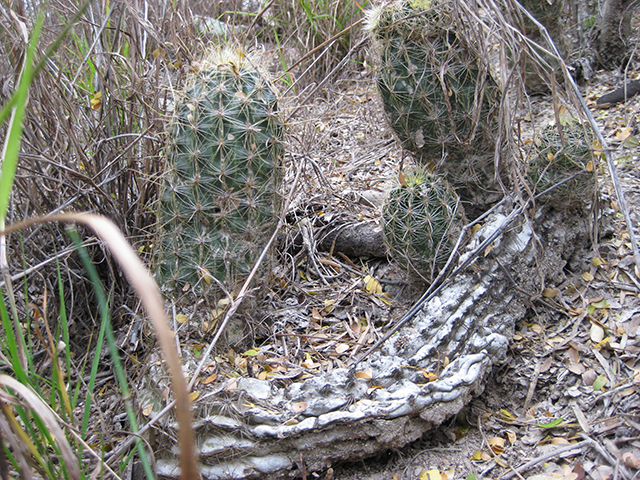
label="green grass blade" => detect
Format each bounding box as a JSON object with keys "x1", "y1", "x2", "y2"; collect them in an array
[
  {"x1": 0, "y1": 1, "x2": 92, "y2": 127},
  {"x1": 0, "y1": 10, "x2": 44, "y2": 223},
  {"x1": 66, "y1": 228, "x2": 155, "y2": 480}
]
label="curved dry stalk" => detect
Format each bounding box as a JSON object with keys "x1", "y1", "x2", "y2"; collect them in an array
[{"x1": 0, "y1": 213, "x2": 199, "y2": 480}]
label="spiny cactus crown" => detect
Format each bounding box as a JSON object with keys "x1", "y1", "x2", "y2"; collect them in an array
[
  {"x1": 156, "y1": 48, "x2": 283, "y2": 295},
  {"x1": 368, "y1": 0, "x2": 504, "y2": 211},
  {"x1": 382, "y1": 168, "x2": 463, "y2": 281}
]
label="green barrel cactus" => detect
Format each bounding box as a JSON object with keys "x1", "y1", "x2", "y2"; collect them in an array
[
  {"x1": 156, "y1": 49, "x2": 283, "y2": 295},
  {"x1": 368, "y1": 0, "x2": 503, "y2": 210},
  {"x1": 382, "y1": 168, "x2": 464, "y2": 282},
  {"x1": 527, "y1": 122, "x2": 597, "y2": 209}
]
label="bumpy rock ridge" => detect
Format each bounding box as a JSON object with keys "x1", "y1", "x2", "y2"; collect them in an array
[{"x1": 145, "y1": 204, "x2": 591, "y2": 479}]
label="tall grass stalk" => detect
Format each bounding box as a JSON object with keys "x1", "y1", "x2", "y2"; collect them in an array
[
  {"x1": 0, "y1": 1, "x2": 198, "y2": 478},
  {"x1": 67, "y1": 227, "x2": 155, "y2": 480}
]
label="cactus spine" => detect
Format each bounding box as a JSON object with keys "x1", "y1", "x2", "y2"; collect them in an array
[
  {"x1": 368, "y1": 0, "x2": 504, "y2": 210},
  {"x1": 382, "y1": 168, "x2": 464, "y2": 281},
  {"x1": 156, "y1": 49, "x2": 283, "y2": 295}
]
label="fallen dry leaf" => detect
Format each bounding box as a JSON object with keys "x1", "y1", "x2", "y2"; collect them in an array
[
  {"x1": 590, "y1": 322, "x2": 605, "y2": 343},
  {"x1": 488, "y1": 436, "x2": 505, "y2": 454},
  {"x1": 291, "y1": 401, "x2": 307, "y2": 413},
  {"x1": 567, "y1": 362, "x2": 585, "y2": 375},
  {"x1": 419, "y1": 469, "x2": 442, "y2": 480},
  {"x1": 623, "y1": 452, "x2": 640, "y2": 469}
]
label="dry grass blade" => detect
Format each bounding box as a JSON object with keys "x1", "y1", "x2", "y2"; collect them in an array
[
  {"x1": 1, "y1": 213, "x2": 199, "y2": 480},
  {"x1": 0, "y1": 375, "x2": 80, "y2": 480}
]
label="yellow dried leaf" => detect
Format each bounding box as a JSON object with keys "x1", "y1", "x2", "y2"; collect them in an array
[
  {"x1": 90, "y1": 91, "x2": 102, "y2": 110},
  {"x1": 472, "y1": 224, "x2": 482, "y2": 234},
  {"x1": 586, "y1": 160, "x2": 594, "y2": 172},
  {"x1": 335, "y1": 343, "x2": 350, "y2": 354},
  {"x1": 616, "y1": 126, "x2": 632, "y2": 142},
  {"x1": 558, "y1": 105, "x2": 573, "y2": 125},
  {"x1": 582, "y1": 272, "x2": 594, "y2": 282},
  {"x1": 142, "y1": 404, "x2": 153, "y2": 417},
  {"x1": 398, "y1": 170, "x2": 407, "y2": 187},
  {"x1": 367, "y1": 385, "x2": 383, "y2": 394},
  {"x1": 199, "y1": 267, "x2": 213, "y2": 284},
  {"x1": 551, "y1": 437, "x2": 571, "y2": 445},
  {"x1": 506, "y1": 430, "x2": 516, "y2": 444},
  {"x1": 592, "y1": 257, "x2": 605, "y2": 267},
  {"x1": 189, "y1": 391, "x2": 199, "y2": 402},
  {"x1": 499, "y1": 409, "x2": 516, "y2": 420},
  {"x1": 423, "y1": 371, "x2": 439, "y2": 382},
  {"x1": 285, "y1": 418, "x2": 299, "y2": 426},
  {"x1": 471, "y1": 450, "x2": 484, "y2": 461},
  {"x1": 488, "y1": 436, "x2": 505, "y2": 450},
  {"x1": 175, "y1": 314, "x2": 188, "y2": 324},
  {"x1": 547, "y1": 152, "x2": 555, "y2": 162},
  {"x1": 364, "y1": 275, "x2": 383, "y2": 294},
  {"x1": 592, "y1": 140, "x2": 603, "y2": 156},
  {"x1": 377, "y1": 293, "x2": 393, "y2": 306},
  {"x1": 203, "y1": 373, "x2": 218, "y2": 384},
  {"x1": 419, "y1": 469, "x2": 442, "y2": 480},
  {"x1": 258, "y1": 371, "x2": 268, "y2": 380},
  {"x1": 356, "y1": 367, "x2": 373, "y2": 379},
  {"x1": 324, "y1": 299, "x2": 334, "y2": 312},
  {"x1": 542, "y1": 288, "x2": 558, "y2": 298}
]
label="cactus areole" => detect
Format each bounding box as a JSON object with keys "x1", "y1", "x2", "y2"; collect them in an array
[{"x1": 156, "y1": 49, "x2": 283, "y2": 294}]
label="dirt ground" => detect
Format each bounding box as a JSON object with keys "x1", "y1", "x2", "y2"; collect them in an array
[{"x1": 278, "y1": 67, "x2": 640, "y2": 480}]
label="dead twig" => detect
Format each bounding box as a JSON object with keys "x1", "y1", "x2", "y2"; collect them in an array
[{"x1": 500, "y1": 439, "x2": 593, "y2": 480}]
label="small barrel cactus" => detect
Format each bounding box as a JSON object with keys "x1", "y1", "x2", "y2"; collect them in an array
[
  {"x1": 156, "y1": 48, "x2": 283, "y2": 296},
  {"x1": 382, "y1": 168, "x2": 465, "y2": 282},
  {"x1": 368, "y1": 0, "x2": 503, "y2": 210},
  {"x1": 527, "y1": 122, "x2": 597, "y2": 209}
]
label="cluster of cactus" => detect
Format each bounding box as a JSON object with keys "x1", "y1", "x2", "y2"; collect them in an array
[
  {"x1": 156, "y1": 49, "x2": 283, "y2": 295},
  {"x1": 382, "y1": 168, "x2": 464, "y2": 282},
  {"x1": 527, "y1": 122, "x2": 597, "y2": 209},
  {"x1": 368, "y1": 0, "x2": 504, "y2": 209}
]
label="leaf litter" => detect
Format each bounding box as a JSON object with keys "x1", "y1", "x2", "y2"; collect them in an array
[{"x1": 275, "y1": 69, "x2": 640, "y2": 480}]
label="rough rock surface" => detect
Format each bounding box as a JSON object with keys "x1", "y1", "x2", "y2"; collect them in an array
[{"x1": 143, "y1": 203, "x2": 592, "y2": 479}]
